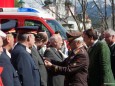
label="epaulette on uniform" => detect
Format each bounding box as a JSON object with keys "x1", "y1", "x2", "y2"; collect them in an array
[
  {"x1": 46, "y1": 47, "x2": 51, "y2": 50},
  {"x1": 74, "y1": 48, "x2": 84, "y2": 55}
]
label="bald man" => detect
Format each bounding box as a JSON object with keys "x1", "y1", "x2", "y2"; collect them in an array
[{"x1": 44, "y1": 34, "x2": 65, "y2": 86}]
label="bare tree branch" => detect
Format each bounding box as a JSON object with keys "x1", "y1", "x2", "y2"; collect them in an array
[
  {"x1": 45, "y1": 6, "x2": 68, "y2": 24},
  {"x1": 66, "y1": 5, "x2": 81, "y2": 31},
  {"x1": 111, "y1": 0, "x2": 115, "y2": 29}
]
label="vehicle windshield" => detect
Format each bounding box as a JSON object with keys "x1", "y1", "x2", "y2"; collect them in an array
[{"x1": 46, "y1": 19, "x2": 67, "y2": 39}]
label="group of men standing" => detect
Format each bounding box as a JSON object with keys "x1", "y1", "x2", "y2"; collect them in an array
[
  {"x1": 0, "y1": 26, "x2": 49, "y2": 86},
  {"x1": 0, "y1": 25, "x2": 115, "y2": 86}
]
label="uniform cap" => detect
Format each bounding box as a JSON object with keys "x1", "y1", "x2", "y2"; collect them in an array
[
  {"x1": 66, "y1": 31, "x2": 82, "y2": 42},
  {"x1": 1, "y1": 20, "x2": 16, "y2": 34},
  {"x1": 16, "y1": 26, "x2": 39, "y2": 34},
  {"x1": 1, "y1": 28, "x2": 16, "y2": 34}
]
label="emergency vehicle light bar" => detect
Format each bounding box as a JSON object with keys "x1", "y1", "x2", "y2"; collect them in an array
[
  {"x1": 18, "y1": 8, "x2": 39, "y2": 13},
  {"x1": 0, "y1": 8, "x2": 39, "y2": 13}
]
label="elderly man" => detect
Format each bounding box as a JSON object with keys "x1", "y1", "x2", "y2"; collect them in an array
[
  {"x1": 104, "y1": 29, "x2": 115, "y2": 79},
  {"x1": 44, "y1": 34, "x2": 65, "y2": 86},
  {"x1": 83, "y1": 28, "x2": 115, "y2": 86},
  {"x1": 31, "y1": 32, "x2": 48, "y2": 86},
  {"x1": 11, "y1": 26, "x2": 41, "y2": 86},
  {"x1": 44, "y1": 32, "x2": 89, "y2": 86}
]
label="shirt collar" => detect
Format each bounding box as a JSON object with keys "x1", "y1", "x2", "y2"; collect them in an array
[
  {"x1": 26, "y1": 47, "x2": 31, "y2": 54},
  {"x1": 111, "y1": 42, "x2": 115, "y2": 47},
  {"x1": 92, "y1": 40, "x2": 98, "y2": 47},
  {"x1": 33, "y1": 44, "x2": 37, "y2": 49},
  {"x1": 5, "y1": 49, "x2": 11, "y2": 58}
]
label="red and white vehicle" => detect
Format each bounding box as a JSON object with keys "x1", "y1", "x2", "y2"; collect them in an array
[{"x1": 0, "y1": 7, "x2": 67, "y2": 39}]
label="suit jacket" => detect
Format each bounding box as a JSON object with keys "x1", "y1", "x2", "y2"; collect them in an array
[
  {"x1": 0, "y1": 49, "x2": 21, "y2": 86},
  {"x1": 109, "y1": 43, "x2": 115, "y2": 78},
  {"x1": 31, "y1": 46, "x2": 48, "y2": 86},
  {"x1": 88, "y1": 41, "x2": 115, "y2": 86},
  {"x1": 50, "y1": 47, "x2": 89, "y2": 86},
  {"x1": 44, "y1": 47, "x2": 65, "y2": 86},
  {"x1": 11, "y1": 43, "x2": 40, "y2": 86}
]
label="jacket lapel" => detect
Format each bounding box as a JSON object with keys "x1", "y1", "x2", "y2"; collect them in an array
[
  {"x1": 88, "y1": 41, "x2": 100, "y2": 55},
  {"x1": 51, "y1": 48, "x2": 63, "y2": 60}
]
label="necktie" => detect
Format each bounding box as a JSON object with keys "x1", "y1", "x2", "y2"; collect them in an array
[{"x1": 58, "y1": 50, "x2": 64, "y2": 60}]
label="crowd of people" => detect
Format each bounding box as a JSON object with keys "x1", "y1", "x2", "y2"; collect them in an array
[{"x1": 0, "y1": 25, "x2": 115, "y2": 86}]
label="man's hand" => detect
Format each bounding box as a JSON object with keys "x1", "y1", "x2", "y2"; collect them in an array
[{"x1": 44, "y1": 60, "x2": 52, "y2": 67}]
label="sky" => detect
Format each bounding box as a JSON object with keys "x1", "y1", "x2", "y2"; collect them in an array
[
  {"x1": 70, "y1": 0, "x2": 113, "y2": 6},
  {"x1": 89, "y1": 0, "x2": 112, "y2": 4}
]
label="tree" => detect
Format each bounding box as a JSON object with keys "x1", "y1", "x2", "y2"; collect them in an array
[{"x1": 15, "y1": 0, "x2": 20, "y2": 7}]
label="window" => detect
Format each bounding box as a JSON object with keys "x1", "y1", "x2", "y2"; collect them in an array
[
  {"x1": 1, "y1": 19, "x2": 17, "y2": 28},
  {"x1": 25, "y1": 20, "x2": 51, "y2": 38}
]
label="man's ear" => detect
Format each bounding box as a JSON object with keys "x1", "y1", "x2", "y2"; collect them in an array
[
  {"x1": 6, "y1": 36, "x2": 10, "y2": 43},
  {"x1": 27, "y1": 35, "x2": 30, "y2": 42},
  {"x1": 90, "y1": 36, "x2": 94, "y2": 41},
  {"x1": 112, "y1": 35, "x2": 115, "y2": 39}
]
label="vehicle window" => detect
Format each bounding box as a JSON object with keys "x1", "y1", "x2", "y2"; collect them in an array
[
  {"x1": 46, "y1": 20, "x2": 67, "y2": 39},
  {"x1": 25, "y1": 20, "x2": 51, "y2": 38},
  {"x1": 1, "y1": 19, "x2": 18, "y2": 27}
]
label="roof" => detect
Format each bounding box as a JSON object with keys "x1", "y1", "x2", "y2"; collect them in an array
[{"x1": 0, "y1": 8, "x2": 55, "y2": 19}]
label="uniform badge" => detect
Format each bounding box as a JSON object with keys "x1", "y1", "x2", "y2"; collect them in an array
[{"x1": 73, "y1": 63, "x2": 77, "y2": 66}]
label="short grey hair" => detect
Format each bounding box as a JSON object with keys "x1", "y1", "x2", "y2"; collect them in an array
[
  {"x1": 17, "y1": 33, "x2": 29, "y2": 42},
  {"x1": 104, "y1": 29, "x2": 115, "y2": 36},
  {"x1": 74, "y1": 36, "x2": 83, "y2": 42},
  {"x1": 49, "y1": 34, "x2": 62, "y2": 43}
]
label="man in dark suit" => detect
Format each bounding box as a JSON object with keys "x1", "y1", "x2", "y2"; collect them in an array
[
  {"x1": 44, "y1": 34, "x2": 65, "y2": 86},
  {"x1": 31, "y1": 32, "x2": 48, "y2": 86},
  {"x1": 104, "y1": 29, "x2": 115, "y2": 79},
  {"x1": 44, "y1": 32, "x2": 89, "y2": 86},
  {"x1": 0, "y1": 27, "x2": 21, "y2": 86},
  {"x1": 83, "y1": 28, "x2": 115, "y2": 86},
  {"x1": 11, "y1": 26, "x2": 41, "y2": 86}
]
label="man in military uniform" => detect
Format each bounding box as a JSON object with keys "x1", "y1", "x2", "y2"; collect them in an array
[
  {"x1": 0, "y1": 27, "x2": 21, "y2": 86},
  {"x1": 44, "y1": 32, "x2": 89, "y2": 86},
  {"x1": 11, "y1": 26, "x2": 41, "y2": 86}
]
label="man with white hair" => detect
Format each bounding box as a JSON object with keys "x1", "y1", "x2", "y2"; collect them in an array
[
  {"x1": 44, "y1": 32, "x2": 89, "y2": 86},
  {"x1": 104, "y1": 29, "x2": 115, "y2": 78},
  {"x1": 44, "y1": 34, "x2": 65, "y2": 86}
]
